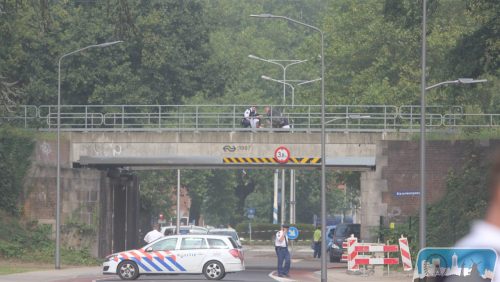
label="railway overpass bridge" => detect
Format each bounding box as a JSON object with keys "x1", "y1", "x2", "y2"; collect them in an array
[{"x1": 5, "y1": 104, "x2": 500, "y2": 253}]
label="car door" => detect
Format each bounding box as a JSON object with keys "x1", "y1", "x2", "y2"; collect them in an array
[
  {"x1": 175, "y1": 237, "x2": 209, "y2": 273},
  {"x1": 145, "y1": 237, "x2": 186, "y2": 273}
]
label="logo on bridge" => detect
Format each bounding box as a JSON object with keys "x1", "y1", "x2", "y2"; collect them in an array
[
  {"x1": 222, "y1": 145, "x2": 236, "y2": 152},
  {"x1": 223, "y1": 145, "x2": 252, "y2": 152}
]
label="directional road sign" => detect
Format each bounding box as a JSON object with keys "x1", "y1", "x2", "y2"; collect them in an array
[
  {"x1": 287, "y1": 226, "x2": 299, "y2": 240},
  {"x1": 247, "y1": 208, "x2": 256, "y2": 219}
]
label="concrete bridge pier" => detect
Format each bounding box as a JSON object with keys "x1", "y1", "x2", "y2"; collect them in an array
[
  {"x1": 359, "y1": 141, "x2": 388, "y2": 242},
  {"x1": 98, "y1": 169, "x2": 140, "y2": 257}
]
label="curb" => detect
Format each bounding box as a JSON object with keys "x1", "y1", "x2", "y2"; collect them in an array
[{"x1": 268, "y1": 271, "x2": 299, "y2": 282}]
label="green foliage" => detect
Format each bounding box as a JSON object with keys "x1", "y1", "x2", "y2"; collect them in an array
[
  {"x1": 427, "y1": 144, "x2": 490, "y2": 246},
  {"x1": 0, "y1": 211, "x2": 99, "y2": 265},
  {"x1": 235, "y1": 222, "x2": 315, "y2": 241},
  {"x1": 0, "y1": 126, "x2": 35, "y2": 215},
  {"x1": 138, "y1": 170, "x2": 175, "y2": 224},
  {"x1": 379, "y1": 218, "x2": 419, "y2": 262}
]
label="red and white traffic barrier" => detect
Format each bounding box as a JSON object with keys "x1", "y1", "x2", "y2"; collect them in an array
[
  {"x1": 346, "y1": 235, "x2": 359, "y2": 271},
  {"x1": 346, "y1": 235, "x2": 400, "y2": 271},
  {"x1": 344, "y1": 234, "x2": 413, "y2": 272},
  {"x1": 398, "y1": 235, "x2": 413, "y2": 271}
]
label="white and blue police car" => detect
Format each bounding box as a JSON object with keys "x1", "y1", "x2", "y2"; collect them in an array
[{"x1": 103, "y1": 234, "x2": 245, "y2": 280}]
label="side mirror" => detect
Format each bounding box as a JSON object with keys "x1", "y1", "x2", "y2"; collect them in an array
[{"x1": 145, "y1": 247, "x2": 153, "y2": 252}]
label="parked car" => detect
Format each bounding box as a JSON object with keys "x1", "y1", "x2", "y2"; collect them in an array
[
  {"x1": 328, "y1": 223, "x2": 361, "y2": 262},
  {"x1": 207, "y1": 228, "x2": 242, "y2": 247},
  {"x1": 161, "y1": 225, "x2": 208, "y2": 236},
  {"x1": 103, "y1": 234, "x2": 244, "y2": 280}
]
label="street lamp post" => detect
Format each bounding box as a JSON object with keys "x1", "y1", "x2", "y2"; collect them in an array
[
  {"x1": 249, "y1": 55, "x2": 307, "y2": 227},
  {"x1": 248, "y1": 55, "x2": 306, "y2": 105},
  {"x1": 261, "y1": 75, "x2": 320, "y2": 225},
  {"x1": 420, "y1": 0, "x2": 427, "y2": 250},
  {"x1": 425, "y1": 78, "x2": 487, "y2": 91},
  {"x1": 261, "y1": 76, "x2": 321, "y2": 107},
  {"x1": 250, "y1": 14, "x2": 327, "y2": 282},
  {"x1": 419, "y1": 77, "x2": 486, "y2": 248},
  {"x1": 56, "y1": 41, "x2": 122, "y2": 269}
]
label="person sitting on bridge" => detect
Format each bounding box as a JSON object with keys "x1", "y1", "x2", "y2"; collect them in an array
[
  {"x1": 242, "y1": 106, "x2": 260, "y2": 128},
  {"x1": 264, "y1": 106, "x2": 289, "y2": 129}
]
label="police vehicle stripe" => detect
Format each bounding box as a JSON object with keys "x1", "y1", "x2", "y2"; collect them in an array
[
  {"x1": 129, "y1": 251, "x2": 142, "y2": 261},
  {"x1": 167, "y1": 257, "x2": 186, "y2": 271},
  {"x1": 131, "y1": 257, "x2": 151, "y2": 272},
  {"x1": 142, "y1": 257, "x2": 163, "y2": 272},
  {"x1": 154, "y1": 257, "x2": 175, "y2": 272},
  {"x1": 138, "y1": 249, "x2": 153, "y2": 260}
]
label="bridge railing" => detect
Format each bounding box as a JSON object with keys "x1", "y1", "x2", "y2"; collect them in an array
[{"x1": 1, "y1": 104, "x2": 499, "y2": 132}]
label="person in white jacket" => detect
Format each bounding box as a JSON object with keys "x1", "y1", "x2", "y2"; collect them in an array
[
  {"x1": 456, "y1": 150, "x2": 500, "y2": 281},
  {"x1": 144, "y1": 224, "x2": 163, "y2": 244}
]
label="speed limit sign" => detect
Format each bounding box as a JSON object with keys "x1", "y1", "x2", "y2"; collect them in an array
[{"x1": 274, "y1": 146, "x2": 291, "y2": 163}]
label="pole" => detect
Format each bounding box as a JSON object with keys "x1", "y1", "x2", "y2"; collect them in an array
[
  {"x1": 283, "y1": 64, "x2": 286, "y2": 105},
  {"x1": 281, "y1": 169, "x2": 286, "y2": 225},
  {"x1": 419, "y1": 0, "x2": 427, "y2": 250},
  {"x1": 55, "y1": 58, "x2": 62, "y2": 270},
  {"x1": 249, "y1": 220, "x2": 252, "y2": 242},
  {"x1": 273, "y1": 170, "x2": 278, "y2": 224},
  {"x1": 249, "y1": 15, "x2": 326, "y2": 280},
  {"x1": 290, "y1": 169, "x2": 295, "y2": 224},
  {"x1": 54, "y1": 41, "x2": 122, "y2": 269},
  {"x1": 319, "y1": 29, "x2": 327, "y2": 282},
  {"x1": 177, "y1": 169, "x2": 181, "y2": 235}
]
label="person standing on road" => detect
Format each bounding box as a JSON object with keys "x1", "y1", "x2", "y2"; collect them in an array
[
  {"x1": 313, "y1": 225, "x2": 322, "y2": 258},
  {"x1": 144, "y1": 224, "x2": 163, "y2": 244},
  {"x1": 456, "y1": 150, "x2": 500, "y2": 281},
  {"x1": 275, "y1": 224, "x2": 291, "y2": 278}
]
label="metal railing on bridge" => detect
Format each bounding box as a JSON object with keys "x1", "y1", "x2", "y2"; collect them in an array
[{"x1": 0, "y1": 104, "x2": 498, "y2": 132}]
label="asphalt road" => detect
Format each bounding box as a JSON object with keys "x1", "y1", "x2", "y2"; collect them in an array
[{"x1": 95, "y1": 248, "x2": 322, "y2": 282}]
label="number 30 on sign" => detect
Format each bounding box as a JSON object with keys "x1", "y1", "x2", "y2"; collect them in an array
[{"x1": 274, "y1": 146, "x2": 291, "y2": 163}]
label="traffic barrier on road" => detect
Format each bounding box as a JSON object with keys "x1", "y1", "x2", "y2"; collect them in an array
[
  {"x1": 398, "y1": 235, "x2": 413, "y2": 271},
  {"x1": 346, "y1": 235, "x2": 400, "y2": 271},
  {"x1": 341, "y1": 241, "x2": 349, "y2": 262}
]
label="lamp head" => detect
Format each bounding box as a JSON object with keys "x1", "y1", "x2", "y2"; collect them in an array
[
  {"x1": 97, "y1": 40, "x2": 123, "y2": 47},
  {"x1": 458, "y1": 78, "x2": 487, "y2": 84},
  {"x1": 250, "y1": 14, "x2": 275, "y2": 18}
]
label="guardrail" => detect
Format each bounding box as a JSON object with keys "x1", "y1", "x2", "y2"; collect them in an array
[{"x1": 0, "y1": 104, "x2": 498, "y2": 132}]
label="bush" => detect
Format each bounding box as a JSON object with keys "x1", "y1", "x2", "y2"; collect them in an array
[
  {"x1": 0, "y1": 126, "x2": 35, "y2": 215},
  {"x1": 235, "y1": 222, "x2": 315, "y2": 241},
  {"x1": 0, "y1": 211, "x2": 99, "y2": 265}
]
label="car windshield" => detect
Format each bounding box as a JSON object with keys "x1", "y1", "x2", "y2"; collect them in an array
[
  {"x1": 208, "y1": 231, "x2": 238, "y2": 242},
  {"x1": 335, "y1": 225, "x2": 349, "y2": 237}
]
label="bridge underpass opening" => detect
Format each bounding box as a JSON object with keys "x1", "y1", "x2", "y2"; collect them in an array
[{"x1": 78, "y1": 155, "x2": 375, "y2": 254}]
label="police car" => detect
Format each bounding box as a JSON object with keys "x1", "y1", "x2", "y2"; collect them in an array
[{"x1": 103, "y1": 234, "x2": 244, "y2": 280}]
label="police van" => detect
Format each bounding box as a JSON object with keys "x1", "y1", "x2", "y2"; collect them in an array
[{"x1": 103, "y1": 234, "x2": 245, "y2": 280}]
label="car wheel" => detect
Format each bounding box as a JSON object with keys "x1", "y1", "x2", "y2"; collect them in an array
[
  {"x1": 203, "y1": 260, "x2": 225, "y2": 280},
  {"x1": 117, "y1": 260, "x2": 140, "y2": 280}
]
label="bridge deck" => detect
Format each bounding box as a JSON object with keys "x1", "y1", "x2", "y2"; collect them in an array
[{"x1": 74, "y1": 156, "x2": 376, "y2": 171}]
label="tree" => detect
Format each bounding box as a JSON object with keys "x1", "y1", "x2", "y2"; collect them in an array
[{"x1": 427, "y1": 144, "x2": 490, "y2": 246}]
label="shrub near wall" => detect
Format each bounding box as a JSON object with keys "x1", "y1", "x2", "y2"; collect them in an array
[
  {"x1": 0, "y1": 127, "x2": 35, "y2": 215},
  {"x1": 235, "y1": 223, "x2": 314, "y2": 241}
]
